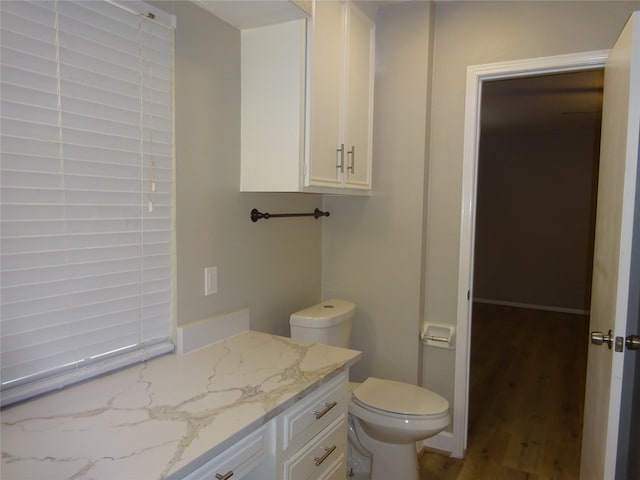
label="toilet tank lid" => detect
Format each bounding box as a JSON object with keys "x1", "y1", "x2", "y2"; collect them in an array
[
  {"x1": 289, "y1": 299, "x2": 355, "y2": 327},
  {"x1": 353, "y1": 377, "x2": 449, "y2": 416}
]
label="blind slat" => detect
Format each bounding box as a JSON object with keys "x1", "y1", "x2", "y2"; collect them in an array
[{"x1": 0, "y1": 0, "x2": 175, "y2": 406}]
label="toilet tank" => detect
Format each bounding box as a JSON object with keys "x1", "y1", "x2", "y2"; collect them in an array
[{"x1": 289, "y1": 299, "x2": 355, "y2": 348}]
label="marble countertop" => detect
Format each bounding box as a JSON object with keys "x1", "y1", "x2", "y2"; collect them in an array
[{"x1": 1, "y1": 331, "x2": 361, "y2": 479}]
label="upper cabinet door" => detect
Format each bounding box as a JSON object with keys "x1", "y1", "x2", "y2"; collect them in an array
[
  {"x1": 342, "y1": 3, "x2": 374, "y2": 190},
  {"x1": 306, "y1": 1, "x2": 374, "y2": 193},
  {"x1": 306, "y1": 0, "x2": 344, "y2": 189}
]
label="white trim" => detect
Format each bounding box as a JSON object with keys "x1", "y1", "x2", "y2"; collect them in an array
[
  {"x1": 473, "y1": 298, "x2": 590, "y2": 316},
  {"x1": 421, "y1": 430, "x2": 453, "y2": 455},
  {"x1": 453, "y1": 50, "x2": 609, "y2": 459}
]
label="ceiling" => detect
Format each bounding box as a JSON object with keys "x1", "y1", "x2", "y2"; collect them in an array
[{"x1": 481, "y1": 69, "x2": 605, "y2": 132}]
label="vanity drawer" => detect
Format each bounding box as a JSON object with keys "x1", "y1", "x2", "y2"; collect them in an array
[
  {"x1": 282, "y1": 372, "x2": 347, "y2": 450},
  {"x1": 317, "y1": 456, "x2": 348, "y2": 480},
  {"x1": 182, "y1": 425, "x2": 268, "y2": 480},
  {"x1": 283, "y1": 415, "x2": 346, "y2": 480}
]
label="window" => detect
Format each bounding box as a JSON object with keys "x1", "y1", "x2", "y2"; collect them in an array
[{"x1": 0, "y1": 0, "x2": 175, "y2": 406}]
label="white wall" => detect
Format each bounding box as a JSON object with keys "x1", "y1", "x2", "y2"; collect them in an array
[
  {"x1": 322, "y1": 1, "x2": 434, "y2": 384},
  {"x1": 474, "y1": 127, "x2": 599, "y2": 312},
  {"x1": 424, "y1": 1, "x2": 640, "y2": 404},
  {"x1": 158, "y1": 1, "x2": 323, "y2": 336}
]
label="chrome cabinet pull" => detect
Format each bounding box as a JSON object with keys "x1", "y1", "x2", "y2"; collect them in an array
[
  {"x1": 347, "y1": 145, "x2": 355, "y2": 173},
  {"x1": 215, "y1": 471, "x2": 233, "y2": 480},
  {"x1": 313, "y1": 445, "x2": 337, "y2": 467},
  {"x1": 336, "y1": 144, "x2": 345, "y2": 173},
  {"x1": 313, "y1": 401, "x2": 337, "y2": 420}
]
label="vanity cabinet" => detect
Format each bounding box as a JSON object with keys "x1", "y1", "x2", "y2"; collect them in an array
[
  {"x1": 283, "y1": 417, "x2": 346, "y2": 480},
  {"x1": 179, "y1": 372, "x2": 349, "y2": 480},
  {"x1": 240, "y1": 1, "x2": 374, "y2": 195},
  {"x1": 278, "y1": 372, "x2": 349, "y2": 480},
  {"x1": 180, "y1": 425, "x2": 274, "y2": 480}
]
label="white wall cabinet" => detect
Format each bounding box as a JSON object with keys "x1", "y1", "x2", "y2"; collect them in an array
[{"x1": 240, "y1": 1, "x2": 374, "y2": 195}]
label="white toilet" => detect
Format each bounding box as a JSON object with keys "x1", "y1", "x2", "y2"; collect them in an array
[{"x1": 290, "y1": 299, "x2": 451, "y2": 480}]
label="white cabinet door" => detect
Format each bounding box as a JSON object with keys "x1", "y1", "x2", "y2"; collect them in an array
[
  {"x1": 343, "y1": 2, "x2": 374, "y2": 190},
  {"x1": 307, "y1": 1, "x2": 374, "y2": 192},
  {"x1": 307, "y1": 0, "x2": 344, "y2": 189}
]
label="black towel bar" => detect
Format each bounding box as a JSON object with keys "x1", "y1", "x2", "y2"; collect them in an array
[{"x1": 250, "y1": 208, "x2": 330, "y2": 222}]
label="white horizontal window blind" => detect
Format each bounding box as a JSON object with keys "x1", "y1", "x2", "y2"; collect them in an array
[{"x1": 0, "y1": 0, "x2": 175, "y2": 406}]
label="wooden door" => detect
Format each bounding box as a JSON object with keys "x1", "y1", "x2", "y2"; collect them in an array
[{"x1": 580, "y1": 11, "x2": 640, "y2": 479}]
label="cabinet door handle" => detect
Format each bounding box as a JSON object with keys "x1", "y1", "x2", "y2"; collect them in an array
[
  {"x1": 215, "y1": 471, "x2": 233, "y2": 480},
  {"x1": 347, "y1": 145, "x2": 355, "y2": 174},
  {"x1": 313, "y1": 401, "x2": 337, "y2": 419},
  {"x1": 336, "y1": 144, "x2": 345, "y2": 173},
  {"x1": 313, "y1": 445, "x2": 337, "y2": 467}
]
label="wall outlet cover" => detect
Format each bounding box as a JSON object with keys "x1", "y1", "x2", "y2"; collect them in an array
[{"x1": 204, "y1": 266, "x2": 217, "y2": 296}]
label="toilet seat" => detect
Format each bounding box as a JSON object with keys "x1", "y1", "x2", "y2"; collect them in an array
[{"x1": 352, "y1": 377, "x2": 449, "y2": 417}]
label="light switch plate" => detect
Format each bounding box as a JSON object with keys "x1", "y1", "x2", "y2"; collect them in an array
[{"x1": 204, "y1": 266, "x2": 217, "y2": 296}]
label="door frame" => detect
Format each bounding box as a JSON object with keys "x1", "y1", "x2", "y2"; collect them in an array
[{"x1": 453, "y1": 49, "x2": 610, "y2": 458}]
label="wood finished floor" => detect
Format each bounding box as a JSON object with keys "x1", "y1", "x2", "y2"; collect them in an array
[{"x1": 419, "y1": 303, "x2": 589, "y2": 480}]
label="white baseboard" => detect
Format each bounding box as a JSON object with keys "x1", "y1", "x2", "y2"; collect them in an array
[
  {"x1": 420, "y1": 430, "x2": 453, "y2": 454},
  {"x1": 473, "y1": 298, "x2": 589, "y2": 316}
]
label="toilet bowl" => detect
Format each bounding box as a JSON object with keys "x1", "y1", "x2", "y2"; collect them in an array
[
  {"x1": 290, "y1": 300, "x2": 451, "y2": 480},
  {"x1": 348, "y1": 377, "x2": 450, "y2": 480}
]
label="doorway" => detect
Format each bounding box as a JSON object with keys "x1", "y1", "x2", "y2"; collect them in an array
[
  {"x1": 452, "y1": 50, "x2": 610, "y2": 459},
  {"x1": 474, "y1": 70, "x2": 603, "y2": 316},
  {"x1": 469, "y1": 69, "x2": 602, "y2": 476}
]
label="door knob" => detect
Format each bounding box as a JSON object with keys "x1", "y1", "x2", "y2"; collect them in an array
[
  {"x1": 626, "y1": 335, "x2": 640, "y2": 350},
  {"x1": 591, "y1": 330, "x2": 613, "y2": 349}
]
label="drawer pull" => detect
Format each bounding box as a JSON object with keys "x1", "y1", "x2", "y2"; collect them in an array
[
  {"x1": 215, "y1": 471, "x2": 233, "y2": 480},
  {"x1": 313, "y1": 445, "x2": 337, "y2": 467},
  {"x1": 313, "y1": 401, "x2": 337, "y2": 420}
]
